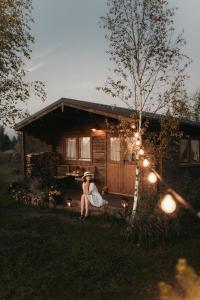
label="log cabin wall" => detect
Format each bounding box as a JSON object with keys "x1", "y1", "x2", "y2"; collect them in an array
[
  {"x1": 23, "y1": 132, "x2": 58, "y2": 178},
  {"x1": 162, "y1": 130, "x2": 200, "y2": 186},
  {"x1": 55, "y1": 129, "x2": 107, "y2": 188},
  {"x1": 25, "y1": 132, "x2": 53, "y2": 153}
]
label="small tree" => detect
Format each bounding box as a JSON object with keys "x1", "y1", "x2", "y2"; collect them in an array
[
  {"x1": 0, "y1": 0, "x2": 46, "y2": 126},
  {"x1": 0, "y1": 126, "x2": 13, "y2": 151},
  {"x1": 100, "y1": 0, "x2": 191, "y2": 220},
  {"x1": 191, "y1": 90, "x2": 200, "y2": 122}
]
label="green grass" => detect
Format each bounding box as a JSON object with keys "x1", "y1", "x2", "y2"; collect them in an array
[{"x1": 0, "y1": 163, "x2": 200, "y2": 300}]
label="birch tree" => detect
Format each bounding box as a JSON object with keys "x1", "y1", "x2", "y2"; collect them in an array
[
  {"x1": 100, "y1": 0, "x2": 190, "y2": 220},
  {"x1": 0, "y1": 0, "x2": 46, "y2": 126}
]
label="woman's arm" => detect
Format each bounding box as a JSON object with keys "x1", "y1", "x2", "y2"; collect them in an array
[{"x1": 88, "y1": 182, "x2": 95, "y2": 194}]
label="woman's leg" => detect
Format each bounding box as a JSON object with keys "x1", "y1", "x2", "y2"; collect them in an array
[
  {"x1": 81, "y1": 194, "x2": 85, "y2": 216},
  {"x1": 84, "y1": 195, "x2": 89, "y2": 217}
]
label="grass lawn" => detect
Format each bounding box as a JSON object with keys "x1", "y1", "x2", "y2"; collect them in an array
[{"x1": 0, "y1": 163, "x2": 200, "y2": 300}]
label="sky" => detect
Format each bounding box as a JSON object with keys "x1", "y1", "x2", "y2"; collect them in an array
[{"x1": 19, "y1": 0, "x2": 200, "y2": 116}]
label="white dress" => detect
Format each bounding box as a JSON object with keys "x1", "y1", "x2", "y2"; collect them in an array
[{"x1": 82, "y1": 182, "x2": 108, "y2": 208}]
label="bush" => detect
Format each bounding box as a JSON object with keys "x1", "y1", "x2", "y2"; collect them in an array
[
  {"x1": 126, "y1": 213, "x2": 181, "y2": 247},
  {"x1": 125, "y1": 189, "x2": 200, "y2": 247},
  {"x1": 173, "y1": 174, "x2": 200, "y2": 210}
]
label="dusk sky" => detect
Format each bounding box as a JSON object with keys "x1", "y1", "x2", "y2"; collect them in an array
[{"x1": 25, "y1": 0, "x2": 200, "y2": 114}]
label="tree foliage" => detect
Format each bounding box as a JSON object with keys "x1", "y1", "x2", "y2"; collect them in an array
[
  {"x1": 0, "y1": 0, "x2": 46, "y2": 126},
  {"x1": 0, "y1": 126, "x2": 15, "y2": 151},
  {"x1": 100, "y1": 0, "x2": 191, "y2": 218},
  {"x1": 100, "y1": 0, "x2": 190, "y2": 114},
  {"x1": 190, "y1": 90, "x2": 200, "y2": 122}
]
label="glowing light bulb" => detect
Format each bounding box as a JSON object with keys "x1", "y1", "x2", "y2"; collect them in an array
[
  {"x1": 91, "y1": 128, "x2": 96, "y2": 132},
  {"x1": 139, "y1": 149, "x2": 144, "y2": 155},
  {"x1": 161, "y1": 194, "x2": 176, "y2": 214},
  {"x1": 135, "y1": 132, "x2": 139, "y2": 138},
  {"x1": 143, "y1": 159, "x2": 150, "y2": 167},
  {"x1": 131, "y1": 124, "x2": 136, "y2": 129},
  {"x1": 148, "y1": 172, "x2": 157, "y2": 183},
  {"x1": 136, "y1": 139, "x2": 141, "y2": 146}
]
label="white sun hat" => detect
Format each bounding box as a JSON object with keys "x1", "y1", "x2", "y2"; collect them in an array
[{"x1": 82, "y1": 171, "x2": 94, "y2": 179}]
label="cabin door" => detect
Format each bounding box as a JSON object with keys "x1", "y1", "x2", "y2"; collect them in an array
[{"x1": 106, "y1": 135, "x2": 135, "y2": 195}]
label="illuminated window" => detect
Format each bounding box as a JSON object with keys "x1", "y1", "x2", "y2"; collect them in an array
[
  {"x1": 66, "y1": 138, "x2": 76, "y2": 160},
  {"x1": 110, "y1": 137, "x2": 120, "y2": 161},
  {"x1": 79, "y1": 137, "x2": 91, "y2": 160}
]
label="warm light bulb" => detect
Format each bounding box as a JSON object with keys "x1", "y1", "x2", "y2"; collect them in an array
[
  {"x1": 91, "y1": 128, "x2": 96, "y2": 132},
  {"x1": 161, "y1": 194, "x2": 176, "y2": 214},
  {"x1": 148, "y1": 172, "x2": 157, "y2": 183},
  {"x1": 136, "y1": 140, "x2": 141, "y2": 146},
  {"x1": 135, "y1": 132, "x2": 139, "y2": 138},
  {"x1": 131, "y1": 124, "x2": 136, "y2": 129},
  {"x1": 139, "y1": 149, "x2": 144, "y2": 155},
  {"x1": 143, "y1": 159, "x2": 150, "y2": 167}
]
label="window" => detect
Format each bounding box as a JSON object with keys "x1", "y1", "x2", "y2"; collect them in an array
[
  {"x1": 79, "y1": 137, "x2": 91, "y2": 160},
  {"x1": 110, "y1": 137, "x2": 120, "y2": 161},
  {"x1": 180, "y1": 139, "x2": 189, "y2": 162},
  {"x1": 66, "y1": 138, "x2": 76, "y2": 159},
  {"x1": 180, "y1": 139, "x2": 200, "y2": 163},
  {"x1": 191, "y1": 140, "x2": 200, "y2": 162}
]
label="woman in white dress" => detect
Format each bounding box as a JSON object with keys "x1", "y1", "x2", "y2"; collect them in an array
[{"x1": 80, "y1": 171, "x2": 108, "y2": 220}]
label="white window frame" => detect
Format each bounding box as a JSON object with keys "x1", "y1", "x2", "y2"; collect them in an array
[
  {"x1": 110, "y1": 137, "x2": 120, "y2": 162},
  {"x1": 79, "y1": 137, "x2": 91, "y2": 161}
]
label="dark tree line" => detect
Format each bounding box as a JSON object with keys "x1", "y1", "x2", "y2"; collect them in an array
[{"x1": 0, "y1": 126, "x2": 17, "y2": 151}]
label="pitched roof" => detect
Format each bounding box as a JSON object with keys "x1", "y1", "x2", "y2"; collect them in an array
[
  {"x1": 14, "y1": 97, "x2": 136, "y2": 130},
  {"x1": 15, "y1": 97, "x2": 200, "y2": 130}
]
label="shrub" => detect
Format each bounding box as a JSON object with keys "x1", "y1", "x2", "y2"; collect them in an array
[{"x1": 125, "y1": 193, "x2": 181, "y2": 247}]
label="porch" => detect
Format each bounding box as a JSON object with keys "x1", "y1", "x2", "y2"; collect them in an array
[{"x1": 54, "y1": 188, "x2": 133, "y2": 217}]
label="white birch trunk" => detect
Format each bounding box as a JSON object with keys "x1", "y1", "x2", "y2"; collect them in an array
[
  {"x1": 131, "y1": 83, "x2": 143, "y2": 220},
  {"x1": 131, "y1": 149, "x2": 140, "y2": 219}
]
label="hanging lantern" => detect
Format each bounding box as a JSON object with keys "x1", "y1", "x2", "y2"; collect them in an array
[
  {"x1": 121, "y1": 198, "x2": 129, "y2": 208},
  {"x1": 148, "y1": 172, "x2": 157, "y2": 183},
  {"x1": 143, "y1": 158, "x2": 150, "y2": 167},
  {"x1": 160, "y1": 194, "x2": 176, "y2": 214},
  {"x1": 65, "y1": 197, "x2": 72, "y2": 207}
]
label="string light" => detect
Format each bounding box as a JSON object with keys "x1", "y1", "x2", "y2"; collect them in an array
[
  {"x1": 148, "y1": 172, "x2": 157, "y2": 183},
  {"x1": 139, "y1": 149, "x2": 144, "y2": 155},
  {"x1": 143, "y1": 158, "x2": 150, "y2": 167},
  {"x1": 160, "y1": 194, "x2": 176, "y2": 214},
  {"x1": 136, "y1": 139, "x2": 141, "y2": 146},
  {"x1": 134, "y1": 132, "x2": 139, "y2": 138}
]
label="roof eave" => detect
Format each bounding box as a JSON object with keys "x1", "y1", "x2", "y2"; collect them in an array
[{"x1": 14, "y1": 98, "x2": 132, "y2": 131}]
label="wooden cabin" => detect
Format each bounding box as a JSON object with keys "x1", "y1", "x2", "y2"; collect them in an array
[{"x1": 15, "y1": 98, "x2": 200, "y2": 196}]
